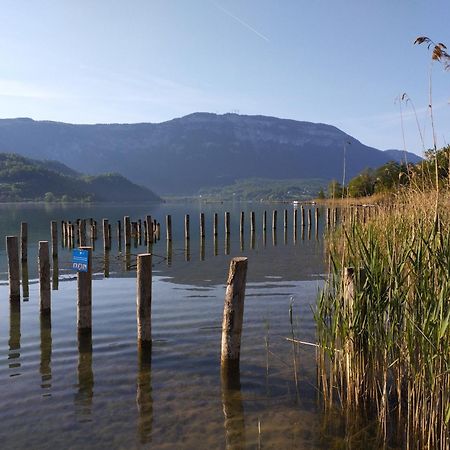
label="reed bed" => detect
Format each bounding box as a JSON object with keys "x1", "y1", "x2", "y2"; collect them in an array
[{"x1": 316, "y1": 191, "x2": 450, "y2": 449}]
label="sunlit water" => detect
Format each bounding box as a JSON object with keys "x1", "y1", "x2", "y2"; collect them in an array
[{"x1": 0, "y1": 202, "x2": 360, "y2": 449}]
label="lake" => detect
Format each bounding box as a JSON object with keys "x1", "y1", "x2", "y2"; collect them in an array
[{"x1": 0, "y1": 202, "x2": 366, "y2": 449}]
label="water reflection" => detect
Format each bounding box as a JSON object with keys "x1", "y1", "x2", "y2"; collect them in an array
[
  {"x1": 136, "y1": 346, "x2": 153, "y2": 444},
  {"x1": 75, "y1": 331, "x2": 94, "y2": 418},
  {"x1": 272, "y1": 229, "x2": 277, "y2": 247},
  {"x1": 167, "y1": 240, "x2": 173, "y2": 266},
  {"x1": 185, "y1": 238, "x2": 191, "y2": 262},
  {"x1": 200, "y1": 237, "x2": 205, "y2": 261},
  {"x1": 214, "y1": 234, "x2": 218, "y2": 256},
  {"x1": 40, "y1": 314, "x2": 52, "y2": 392},
  {"x1": 21, "y1": 261, "x2": 29, "y2": 299},
  {"x1": 104, "y1": 250, "x2": 110, "y2": 278},
  {"x1": 125, "y1": 246, "x2": 131, "y2": 271},
  {"x1": 221, "y1": 367, "x2": 246, "y2": 450},
  {"x1": 52, "y1": 256, "x2": 59, "y2": 290},
  {"x1": 8, "y1": 301, "x2": 21, "y2": 375},
  {"x1": 225, "y1": 234, "x2": 230, "y2": 255}
]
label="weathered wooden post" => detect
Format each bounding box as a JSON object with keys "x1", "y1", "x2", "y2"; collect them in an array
[
  {"x1": 185, "y1": 214, "x2": 190, "y2": 241},
  {"x1": 250, "y1": 211, "x2": 255, "y2": 234},
  {"x1": 263, "y1": 210, "x2": 267, "y2": 232},
  {"x1": 284, "y1": 209, "x2": 288, "y2": 230},
  {"x1": 214, "y1": 213, "x2": 218, "y2": 237},
  {"x1": 80, "y1": 219, "x2": 87, "y2": 246},
  {"x1": 156, "y1": 222, "x2": 161, "y2": 241},
  {"x1": 272, "y1": 210, "x2": 277, "y2": 230},
  {"x1": 200, "y1": 212, "x2": 205, "y2": 238},
  {"x1": 20, "y1": 222, "x2": 28, "y2": 262},
  {"x1": 124, "y1": 216, "x2": 131, "y2": 248},
  {"x1": 138, "y1": 219, "x2": 142, "y2": 244},
  {"x1": 200, "y1": 236, "x2": 205, "y2": 261},
  {"x1": 214, "y1": 233, "x2": 218, "y2": 257},
  {"x1": 146, "y1": 215, "x2": 153, "y2": 245},
  {"x1": 166, "y1": 215, "x2": 172, "y2": 242},
  {"x1": 108, "y1": 223, "x2": 112, "y2": 249},
  {"x1": 137, "y1": 253, "x2": 152, "y2": 348},
  {"x1": 293, "y1": 209, "x2": 298, "y2": 237},
  {"x1": 6, "y1": 236, "x2": 20, "y2": 301},
  {"x1": 103, "y1": 219, "x2": 110, "y2": 251},
  {"x1": 77, "y1": 247, "x2": 92, "y2": 333},
  {"x1": 50, "y1": 221, "x2": 58, "y2": 258},
  {"x1": 301, "y1": 205, "x2": 305, "y2": 228},
  {"x1": 308, "y1": 208, "x2": 312, "y2": 229},
  {"x1": 225, "y1": 212, "x2": 230, "y2": 235},
  {"x1": 240, "y1": 211, "x2": 244, "y2": 236},
  {"x1": 221, "y1": 257, "x2": 248, "y2": 372},
  {"x1": 185, "y1": 236, "x2": 191, "y2": 261},
  {"x1": 52, "y1": 255, "x2": 59, "y2": 291},
  {"x1": 21, "y1": 261, "x2": 29, "y2": 298},
  {"x1": 39, "y1": 241, "x2": 51, "y2": 314}
]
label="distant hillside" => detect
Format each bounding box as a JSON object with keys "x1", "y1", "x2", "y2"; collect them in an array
[
  {"x1": 0, "y1": 113, "x2": 422, "y2": 194},
  {"x1": 383, "y1": 149, "x2": 423, "y2": 164},
  {"x1": 0, "y1": 153, "x2": 161, "y2": 202}
]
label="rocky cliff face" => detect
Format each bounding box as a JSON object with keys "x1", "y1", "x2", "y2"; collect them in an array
[{"x1": 0, "y1": 113, "x2": 420, "y2": 194}]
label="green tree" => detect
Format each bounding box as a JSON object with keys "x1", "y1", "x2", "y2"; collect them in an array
[
  {"x1": 348, "y1": 169, "x2": 375, "y2": 197},
  {"x1": 327, "y1": 180, "x2": 343, "y2": 199}
]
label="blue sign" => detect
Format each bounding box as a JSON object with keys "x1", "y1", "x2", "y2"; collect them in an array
[{"x1": 72, "y1": 249, "x2": 89, "y2": 272}]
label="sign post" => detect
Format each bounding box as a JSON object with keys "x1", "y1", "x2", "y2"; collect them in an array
[{"x1": 72, "y1": 249, "x2": 89, "y2": 272}]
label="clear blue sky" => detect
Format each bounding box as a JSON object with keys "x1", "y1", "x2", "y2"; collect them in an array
[{"x1": 1, "y1": 0, "x2": 449, "y2": 155}]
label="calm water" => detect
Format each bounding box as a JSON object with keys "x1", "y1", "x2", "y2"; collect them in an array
[{"x1": 0, "y1": 202, "x2": 356, "y2": 449}]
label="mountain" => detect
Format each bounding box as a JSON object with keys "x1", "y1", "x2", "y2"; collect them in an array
[
  {"x1": 0, "y1": 153, "x2": 161, "y2": 202},
  {"x1": 383, "y1": 149, "x2": 423, "y2": 164},
  {"x1": 0, "y1": 113, "x2": 422, "y2": 195}
]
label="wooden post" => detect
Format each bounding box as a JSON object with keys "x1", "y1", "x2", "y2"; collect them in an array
[
  {"x1": 80, "y1": 219, "x2": 87, "y2": 246},
  {"x1": 293, "y1": 209, "x2": 298, "y2": 235},
  {"x1": 6, "y1": 236, "x2": 20, "y2": 301},
  {"x1": 124, "y1": 216, "x2": 131, "y2": 248},
  {"x1": 117, "y1": 220, "x2": 122, "y2": 246},
  {"x1": 138, "y1": 219, "x2": 142, "y2": 243},
  {"x1": 240, "y1": 211, "x2": 244, "y2": 236},
  {"x1": 263, "y1": 210, "x2": 267, "y2": 232},
  {"x1": 52, "y1": 255, "x2": 59, "y2": 291},
  {"x1": 103, "y1": 219, "x2": 110, "y2": 251},
  {"x1": 50, "y1": 221, "x2": 58, "y2": 258},
  {"x1": 137, "y1": 253, "x2": 152, "y2": 347},
  {"x1": 156, "y1": 222, "x2": 161, "y2": 241},
  {"x1": 77, "y1": 247, "x2": 92, "y2": 333},
  {"x1": 272, "y1": 210, "x2": 277, "y2": 230},
  {"x1": 200, "y1": 213, "x2": 205, "y2": 238},
  {"x1": 39, "y1": 241, "x2": 51, "y2": 314},
  {"x1": 200, "y1": 236, "x2": 205, "y2": 261},
  {"x1": 108, "y1": 223, "x2": 112, "y2": 249},
  {"x1": 308, "y1": 208, "x2": 312, "y2": 229},
  {"x1": 284, "y1": 209, "x2": 288, "y2": 229},
  {"x1": 184, "y1": 214, "x2": 190, "y2": 241},
  {"x1": 225, "y1": 212, "x2": 230, "y2": 235},
  {"x1": 214, "y1": 213, "x2": 218, "y2": 237},
  {"x1": 20, "y1": 222, "x2": 28, "y2": 262},
  {"x1": 166, "y1": 215, "x2": 172, "y2": 241},
  {"x1": 250, "y1": 211, "x2": 255, "y2": 234},
  {"x1": 221, "y1": 257, "x2": 248, "y2": 370},
  {"x1": 146, "y1": 215, "x2": 153, "y2": 245}
]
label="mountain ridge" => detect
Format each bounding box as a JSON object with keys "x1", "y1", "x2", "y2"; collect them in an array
[{"x1": 0, "y1": 113, "x2": 422, "y2": 194}]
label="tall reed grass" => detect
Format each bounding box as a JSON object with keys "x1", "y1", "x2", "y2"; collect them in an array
[{"x1": 316, "y1": 191, "x2": 450, "y2": 449}]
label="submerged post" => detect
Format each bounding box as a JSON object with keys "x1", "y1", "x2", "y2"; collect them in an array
[
  {"x1": 77, "y1": 247, "x2": 92, "y2": 333},
  {"x1": 6, "y1": 236, "x2": 20, "y2": 301},
  {"x1": 137, "y1": 253, "x2": 152, "y2": 348},
  {"x1": 39, "y1": 241, "x2": 51, "y2": 314},
  {"x1": 221, "y1": 257, "x2": 248, "y2": 371}
]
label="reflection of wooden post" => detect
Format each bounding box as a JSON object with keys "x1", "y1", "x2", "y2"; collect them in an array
[
  {"x1": 20, "y1": 222, "x2": 28, "y2": 262},
  {"x1": 39, "y1": 241, "x2": 51, "y2": 314},
  {"x1": 137, "y1": 346, "x2": 153, "y2": 444},
  {"x1": 166, "y1": 215, "x2": 172, "y2": 241},
  {"x1": 200, "y1": 213, "x2": 205, "y2": 238},
  {"x1": 225, "y1": 212, "x2": 230, "y2": 235},
  {"x1": 221, "y1": 257, "x2": 248, "y2": 371},
  {"x1": 137, "y1": 254, "x2": 152, "y2": 348},
  {"x1": 6, "y1": 236, "x2": 20, "y2": 301},
  {"x1": 77, "y1": 247, "x2": 92, "y2": 332},
  {"x1": 21, "y1": 261, "x2": 29, "y2": 298}
]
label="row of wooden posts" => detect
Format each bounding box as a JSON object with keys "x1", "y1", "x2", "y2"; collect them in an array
[{"x1": 6, "y1": 232, "x2": 248, "y2": 371}]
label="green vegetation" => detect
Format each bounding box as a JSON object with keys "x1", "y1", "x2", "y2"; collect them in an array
[
  {"x1": 0, "y1": 153, "x2": 161, "y2": 202},
  {"x1": 198, "y1": 178, "x2": 326, "y2": 201}
]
